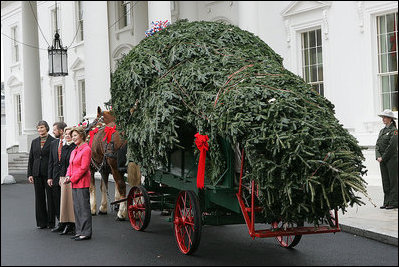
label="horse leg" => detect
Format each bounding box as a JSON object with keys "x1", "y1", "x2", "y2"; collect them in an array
[
  {"x1": 98, "y1": 169, "x2": 109, "y2": 215},
  {"x1": 89, "y1": 167, "x2": 97, "y2": 216},
  {"x1": 109, "y1": 160, "x2": 127, "y2": 221}
]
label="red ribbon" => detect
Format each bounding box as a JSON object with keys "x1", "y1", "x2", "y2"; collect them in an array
[
  {"x1": 88, "y1": 128, "x2": 99, "y2": 148},
  {"x1": 103, "y1": 125, "x2": 116, "y2": 144},
  {"x1": 194, "y1": 133, "x2": 209, "y2": 189}
]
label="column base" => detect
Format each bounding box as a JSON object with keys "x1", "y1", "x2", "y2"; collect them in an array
[{"x1": 18, "y1": 133, "x2": 37, "y2": 153}]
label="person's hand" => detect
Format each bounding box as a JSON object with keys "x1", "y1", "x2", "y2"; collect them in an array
[
  {"x1": 28, "y1": 176, "x2": 34, "y2": 184},
  {"x1": 377, "y1": 157, "x2": 383, "y2": 163},
  {"x1": 59, "y1": 178, "x2": 63, "y2": 187},
  {"x1": 64, "y1": 176, "x2": 71, "y2": 184},
  {"x1": 47, "y1": 179, "x2": 53, "y2": 187}
]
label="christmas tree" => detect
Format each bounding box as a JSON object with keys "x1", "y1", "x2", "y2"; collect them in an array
[{"x1": 110, "y1": 19, "x2": 368, "y2": 225}]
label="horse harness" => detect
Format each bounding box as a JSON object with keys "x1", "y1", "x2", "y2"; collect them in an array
[{"x1": 90, "y1": 124, "x2": 122, "y2": 173}]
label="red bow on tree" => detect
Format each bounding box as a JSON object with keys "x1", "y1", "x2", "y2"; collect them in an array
[
  {"x1": 103, "y1": 125, "x2": 116, "y2": 143},
  {"x1": 194, "y1": 133, "x2": 209, "y2": 189},
  {"x1": 89, "y1": 128, "x2": 99, "y2": 148}
]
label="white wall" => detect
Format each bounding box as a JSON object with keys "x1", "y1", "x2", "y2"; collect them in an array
[{"x1": 2, "y1": 1, "x2": 397, "y2": 184}]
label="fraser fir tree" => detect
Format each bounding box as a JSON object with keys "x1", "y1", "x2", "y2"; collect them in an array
[{"x1": 110, "y1": 19, "x2": 369, "y2": 225}]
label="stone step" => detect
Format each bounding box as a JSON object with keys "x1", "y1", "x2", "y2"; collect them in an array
[
  {"x1": 9, "y1": 164, "x2": 28, "y2": 168},
  {"x1": 13, "y1": 158, "x2": 29, "y2": 162},
  {"x1": 8, "y1": 166, "x2": 28, "y2": 171}
]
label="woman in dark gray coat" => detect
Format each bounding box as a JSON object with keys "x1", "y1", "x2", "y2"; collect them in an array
[{"x1": 28, "y1": 120, "x2": 56, "y2": 229}]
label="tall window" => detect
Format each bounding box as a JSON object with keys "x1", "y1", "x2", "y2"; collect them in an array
[
  {"x1": 301, "y1": 29, "x2": 324, "y2": 96},
  {"x1": 78, "y1": 80, "x2": 86, "y2": 120},
  {"x1": 55, "y1": 85, "x2": 64, "y2": 122},
  {"x1": 118, "y1": 1, "x2": 131, "y2": 29},
  {"x1": 15, "y1": 94, "x2": 22, "y2": 135},
  {"x1": 76, "y1": 1, "x2": 84, "y2": 42},
  {"x1": 51, "y1": 4, "x2": 60, "y2": 36},
  {"x1": 377, "y1": 12, "x2": 398, "y2": 111},
  {"x1": 11, "y1": 26, "x2": 19, "y2": 63}
]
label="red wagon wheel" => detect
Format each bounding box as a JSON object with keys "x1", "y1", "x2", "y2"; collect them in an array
[
  {"x1": 173, "y1": 190, "x2": 202, "y2": 255},
  {"x1": 271, "y1": 221, "x2": 303, "y2": 248},
  {"x1": 127, "y1": 185, "x2": 151, "y2": 231}
]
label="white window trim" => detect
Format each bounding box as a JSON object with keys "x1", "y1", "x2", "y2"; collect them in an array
[
  {"x1": 367, "y1": 4, "x2": 398, "y2": 115},
  {"x1": 53, "y1": 83, "x2": 65, "y2": 122},
  {"x1": 300, "y1": 28, "x2": 324, "y2": 95},
  {"x1": 10, "y1": 24, "x2": 19, "y2": 64},
  {"x1": 289, "y1": 19, "x2": 327, "y2": 98},
  {"x1": 114, "y1": 1, "x2": 134, "y2": 40},
  {"x1": 15, "y1": 94, "x2": 22, "y2": 136},
  {"x1": 49, "y1": 2, "x2": 62, "y2": 39},
  {"x1": 74, "y1": 1, "x2": 84, "y2": 43},
  {"x1": 77, "y1": 79, "x2": 86, "y2": 121}
]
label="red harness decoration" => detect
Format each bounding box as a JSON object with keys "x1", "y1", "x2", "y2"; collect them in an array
[
  {"x1": 194, "y1": 133, "x2": 209, "y2": 189},
  {"x1": 88, "y1": 128, "x2": 99, "y2": 148},
  {"x1": 103, "y1": 125, "x2": 116, "y2": 144}
]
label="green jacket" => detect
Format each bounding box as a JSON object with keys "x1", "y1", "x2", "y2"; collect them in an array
[{"x1": 375, "y1": 123, "x2": 398, "y2": 161}]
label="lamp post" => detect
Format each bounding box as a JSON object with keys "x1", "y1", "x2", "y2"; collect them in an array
[{"x1": 48, "y1": 1, "x2": 68, "y2": 76}]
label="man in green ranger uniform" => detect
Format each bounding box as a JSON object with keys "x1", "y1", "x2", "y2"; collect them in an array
[{"x1": 376, "y1": 109, "x2": 398, "y2": 209}]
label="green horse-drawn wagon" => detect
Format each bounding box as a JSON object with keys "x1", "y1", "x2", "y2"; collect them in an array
[{"x1": 113, "y1": 130, "x2": 340, "y2": 255}]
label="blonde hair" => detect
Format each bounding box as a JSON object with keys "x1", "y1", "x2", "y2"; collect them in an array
[
  {"x1": 64, "y1": 127, "x2": 73, "y2": 133},
  {"x1": 70, "y1": 126, "x2": 87, "y2": 141}
]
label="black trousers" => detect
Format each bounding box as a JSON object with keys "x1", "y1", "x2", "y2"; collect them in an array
[
  {"x1": 33, "y1": 176, "x2": 55, "y2": 227},
  {"x1": 380, "y1": 157, "x2": 398, "y2": 206},
  {"x1": 50, "y1": 184, "x2": 61, "y2": 222}
]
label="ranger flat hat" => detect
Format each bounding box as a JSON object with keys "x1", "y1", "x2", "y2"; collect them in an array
[{"x1": 378, "y1": 109, "x2": 397, "y2": 119}]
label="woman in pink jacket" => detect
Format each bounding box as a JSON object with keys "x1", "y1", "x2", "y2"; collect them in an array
[{"x1": 64, "y1": 127, "x2": 92, "y2": 241}]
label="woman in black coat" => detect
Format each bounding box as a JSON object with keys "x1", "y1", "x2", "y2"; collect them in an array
[{"x1": 28, "y1": 120, "x2": 56, "y2": 229}]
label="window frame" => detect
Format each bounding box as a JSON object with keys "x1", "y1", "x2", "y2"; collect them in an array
[
  {"x1": 11, "y1": 25, "x2": 19, "y2": 63},
  {"x1": 300, "y1": 27, "x2": 325, "y2": 96},
  {"x1": 15, "y1": 94, "x2": 22, "y2": 136},
  {"x1": 78, "y1": 79, "x2": 86, "y2": 121},
  {"x1": 75, "y1": 1, "x2": 84, "y2": 42},
  {"x1": 118, "y1": 1, "x2": 132, "y2": 30},
  {"x1": 50, "y1": 3, "x2": 61, "y2": 38},
  {"x1": 55, "y1": 85, "x2": 64, "y2": 122},
  {"x1": 376, "y1": 12, "x2": 398, "y2": 112}
]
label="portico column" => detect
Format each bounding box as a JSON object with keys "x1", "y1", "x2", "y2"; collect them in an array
[
  {"x1": 20, "y1": 1, "x2": 42, "y2": 152},
  {"x1": 238, "y1": 1, "x2": 258, "y2": 36},
  {"x1": 147, "y1": 1, "x2": 171, "y2": 26},
  {"x1": 83, "y1": 1, "x2": 111, "y2": 120}
]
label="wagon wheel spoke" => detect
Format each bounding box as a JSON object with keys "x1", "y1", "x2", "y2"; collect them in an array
[{"x1": 184, "y1": 225, "x2": 192, "y2": 248}]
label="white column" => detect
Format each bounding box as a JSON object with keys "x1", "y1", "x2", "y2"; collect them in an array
[
  {"x1": 20, "y1": 1, "x2": 42, "y2": 152},
  {"x1": 147, "y1": 1, "x2": 171, "y2": 26},
  {"x1": 238, "y1": 1, "x2": 258, "y2": 36},
  {"x1": 1, "y1": 126, "x2": 15, "y2": 184},
  {"x1": 83, "y1": 1, "x2": 111, "y2": 120}
]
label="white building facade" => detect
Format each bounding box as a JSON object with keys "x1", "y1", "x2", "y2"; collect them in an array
[{"x1": 1, "y1": 1, "x2": 398, "y2": 186}]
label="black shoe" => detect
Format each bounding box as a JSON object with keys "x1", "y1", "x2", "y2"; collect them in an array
[
  {"x1": 51, "y1": 224, "x2": 65, "y2": 232},
  {"x1": 59, "y1": 225, "x2": 70, "y2": 235},
  {"x1": 60, "y1": 224, "x2": 74, "y2": 235},
  {"x1": 385, "y1": 205, "x2": 398, "y2": 209},
  {"x1": 380, "y1": 205, "x2": 387, "y2": 209},
  {"x1": 37, "y1": 225, "x2": 46, "y2": 229},
  {"x1": 71, "y1": 235, "x2": 80, "y2": 239},
  {"x1": 75, "y1": 235, "x2": 91, "y2": 241}
]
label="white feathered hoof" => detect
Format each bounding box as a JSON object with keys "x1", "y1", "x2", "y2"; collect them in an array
[{"x1": 98, "y1": 210, "x2": 107, "y2": 215}]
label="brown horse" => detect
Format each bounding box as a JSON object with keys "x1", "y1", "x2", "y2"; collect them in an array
[{"x1": 88, "y1": 106, "x2": 129, "y2": 220}]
